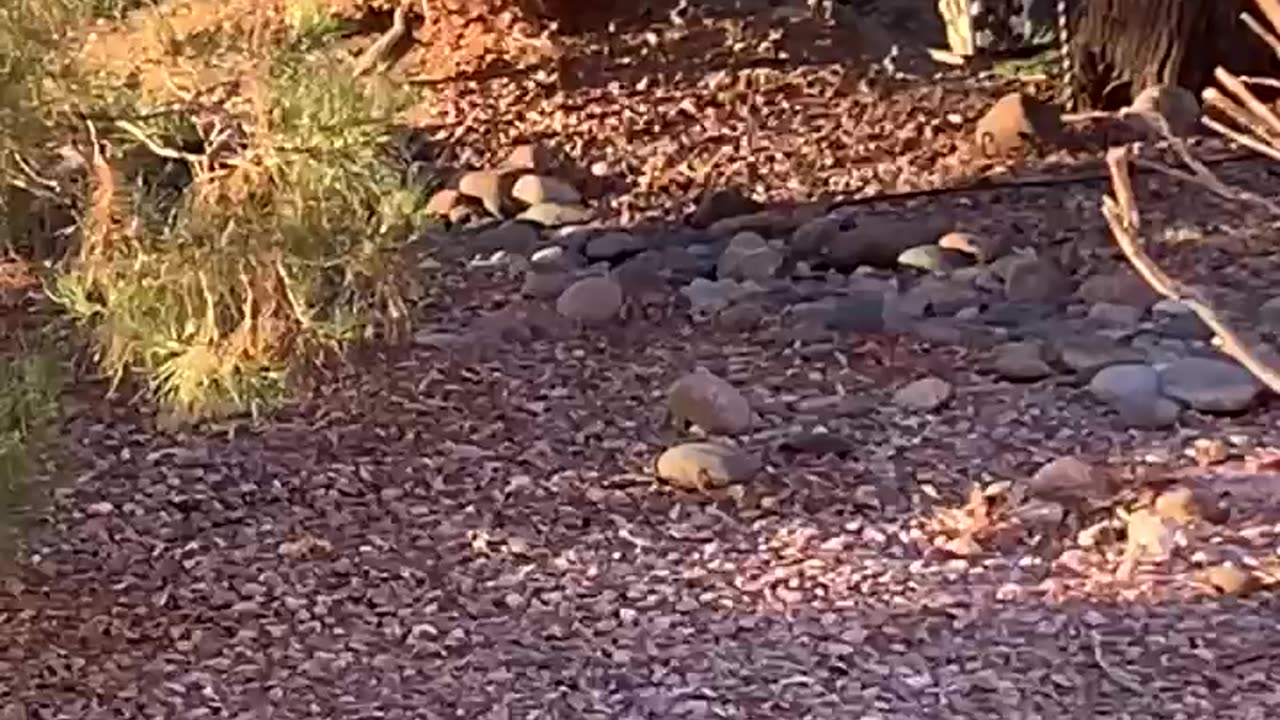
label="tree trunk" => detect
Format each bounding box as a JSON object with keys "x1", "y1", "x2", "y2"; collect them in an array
[{"x1": 1068, "y1": 0, "x2": 1277, "y2": 109}]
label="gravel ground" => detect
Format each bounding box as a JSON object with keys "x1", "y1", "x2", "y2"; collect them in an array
[
  {"x1": 6, "y1": 242, "x2": 1280, "y2": 716},
  {"x1": 6, "y1": 1, "x2": 1280, "y2": 717}
]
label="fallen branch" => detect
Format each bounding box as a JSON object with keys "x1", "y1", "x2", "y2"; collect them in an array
[
  {"x1": 1101, "y1": 145, "x2": 1280, "y2": 395},
  {"x1": 116, "y1": 119, "x2": 206, "y2": 164},
  {"x1": 1131, "y1": 154, "x2": 1280, "y2": 215},
  {"x1": 1247, "y1": 0, "x2": 1280, "y2": 54},
  {"x1": 353, "y1": 1, "x2": 412, "y2": 76},
  {"x1": 1123, "y1": 109, "x2": 1280, "y2": 215},
  {"x1": 1201, "y1": 115, "x2": 1280, "y2": 165},
  {"x1": 1201, "y1": 86, "x2": 1280, "y2": 162},
  {"x1": 1241, "y1": 10, "x2": 1280, "y2": 60},
  {"x1": 1237, "y1": 75, "x2": 1280, "y2": 89},
  {"x1": 1215, "y1": 67, "x2": 1280, "y2": 143}
]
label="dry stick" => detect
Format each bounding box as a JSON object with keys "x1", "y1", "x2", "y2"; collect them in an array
[
  {"x1": 1250, "y1": 0, "x2": 1280, "y2": 42},
  {"x1": 1089, "y1": 630, "x2": 1148, "y2": 694},
  {"x1": 353, "y1": 1, "x2": 411, "y2": 77},
  {"x1": 1132, "y1": 101, "x2": 1280, "y2": 214},
  {"x1": 1102, "y1": 146, "x2": 1280, "y2": 395},
  {"x1": 1216, "y1": 67, "x2": 1280, "y2": 141},
  {"x1": 1238, "y1": 75, "x2": 1280, "y2": 89},
  {"x1": 9, "y1": 152, "x2": 61, "y2": 193},
  {"x1": 1127, "y1": 108, "x2": 1280, "y2": 213},
  {"x1": 1126, "y1": 120, "x2": 1280, "y2": 213},
  {"x1": 116, "y1": 119, "x2": 205, "y2": 164},
  {"x1": 1202, "y1": 115, "x2": 1280, "y2": 165},
  {"x1": 1202, "y1": 86, "x2": 1280, "y2": 149},
  {"x1": 1131, "y1": 156, "x2": 1280, "y2": 215},
  {"x1": 1241, "y1": 11, "x2": 1280, "y2": 59}
]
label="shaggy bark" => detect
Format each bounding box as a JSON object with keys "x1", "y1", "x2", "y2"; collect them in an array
[{"x1": 1068, "y1": 0, "x2": 1277, "y2": 109}]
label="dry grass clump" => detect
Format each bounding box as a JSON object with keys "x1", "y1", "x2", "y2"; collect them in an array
[{"x1": 4, "y1": 0, "x2": 429, "y2": 421}]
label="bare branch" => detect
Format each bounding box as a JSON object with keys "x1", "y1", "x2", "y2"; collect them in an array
[
  {"x1": 1102, "y1": 146, "x2": 1280, "y2": 395},
  {"x1": 1237, "y1": 75, "x2": 1280, "y2": 89},
  {"x1": 1241, "y1": 10, "x2": 1280, "y2": 60},
  {"x1": 354, "y1": 1, "x2": 412, "y2": 76},
  {"x1": 1120, "y1": 108, "x2": 1280, "y2": 214},
  {"x1": 1090, "y1": 630, "x2": 1149, "y2": 694},
  {"x1": 1201, "y1": 115, "x2": 1280, "y2": 165},
  {"x1": 1249, "y1": 0, "x2": 1280, "y2": 43},
  {"x1": 1202, "y1": 86, "x2": 1280, "y2": 150},
  {"x1": 115, "y1": 119, "x2": 205, "y2": 164},
  {"x1": 1130, "y1": 155, "x2": 1280, "y2": 215},
  {"x1": 9, "y1": 152, "x2": 61, "y2": 192},
  {"x1": 1215, "y1": 67, "x2": 1280, "y2": 142}
]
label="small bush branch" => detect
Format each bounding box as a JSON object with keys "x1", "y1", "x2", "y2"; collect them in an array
[
  {"x1": 1102, "y1": 145, "x2": 1280, "y2": 395},
  {"x1": 1247, "y1": 0, "x2": 1280, "y2": 51},
  {"x1": 1092, "y1": 0, "x2": 1280, "y2": 396},
  {"x1": 1215, "y1": 67, "x2": 1280, "y2": 142},
  {"x1": 1241, "y1": 10, "x2": 1280, "y2": 59},
  {"x1": 115, "y1": 119, "x2": 205, "y2": 164}
]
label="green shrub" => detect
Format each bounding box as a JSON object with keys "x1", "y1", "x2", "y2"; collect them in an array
[
  {"x1": 1, "y1": 0, "x2": 149, "y2": 255},
  {"x1": 3, "y1": 0, "x2": 425, "y2": 422},
  {"x1": 0, "y1": 353, "x2": 62, "y2": 533},
  {"x1": 48, "y1": 48, "x2": 423, "y2": 421}
]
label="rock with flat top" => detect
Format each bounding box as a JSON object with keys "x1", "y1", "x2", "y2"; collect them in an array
[
  {"x1": 424, "y1": 188, "x2": 465, "y2": 218},
  {"x1": 502, "y1": 143, "x2": 556, "y2": 173},
  {"x1": 893, "y1": 376, "x2": 953, "y2": 411},
  {"x1": 511, "y1": 174, "x2": 581, "y2": 206},
  {"x1": 457, "y1": 169, "x2": 514, "y2": 217},
  {"x1": 690, "y1": 188, "x2": 762, "y2": 228},
  {"x1": 717, "y1": 232, "x2": 783, "y2": 282},
  {"x1": 1026, "y1": 455, "x2": 1109, "y2": 505},
  {"x1": 518, "y1": 202, "x2": 593, "y2": 227},
  {"x1": 655, "y1": 442, "x2": 759, "y2": 490}
]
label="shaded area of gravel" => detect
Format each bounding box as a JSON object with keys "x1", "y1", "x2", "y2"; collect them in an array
[
  {"x1": 9, "y1": 2, "x2": 1280, "y2": 716},
  {"x1": 6, "y1": 253, "x2": 1280, "y2": 715}
]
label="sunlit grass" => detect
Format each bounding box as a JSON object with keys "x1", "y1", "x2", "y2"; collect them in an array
[
  {"x1": 4, "y1": 0, "x2": 430, "y2": 422},
  {"x1": 0, "y1": 352, "x2": 63, "y2": 545}
]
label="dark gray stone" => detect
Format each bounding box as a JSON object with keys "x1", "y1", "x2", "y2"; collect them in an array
[
  {"x1": 1160, "y1": 357, "x2": 1261, "y2": 413},
  {"x1": 825, "y1": 290, "x2": 887, "y2": 333}
]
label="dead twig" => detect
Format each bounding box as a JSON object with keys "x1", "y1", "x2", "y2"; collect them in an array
[
  {"x1": 353, "y1": 1, "x2": 412, "y2": 77},
  {"x1": 9, "y1": 152, "x2": 60, "y2": 192},
  {"x1": 115, "y1": 120, "x2": 205, "y2": 164},
  {"x1": 1201, "y1": 114, "x2": 1280, "y2": 165},
  {"x1": 1089, "y1": 630, "x2": 1149, "y2": 694},
  {"x1": 1237, "y1": 75, "x2": 1280, "y2": 89},
  {"x1": 1130, "y1": 155, "x2": 1280, "y2": 215},
  {"x1": 1201, "y1": 86, "x2": 1280, "y2": 158},
  {"x1": 1215, "y1": 67, "x2": 1280, "y2": 143},
  {"x1": 1247, "y1": 0, "x2": 1280, "y2": 51},
  {"x1": 1123, "y1": 109, "x2": 1279, "y2": 214},
  {"x1": 1241, "y1": 10, "x2": 1280, "y2": 60},
  {"x1": 1101, "y1": 145, "x2": 1280, "y2": 395}
]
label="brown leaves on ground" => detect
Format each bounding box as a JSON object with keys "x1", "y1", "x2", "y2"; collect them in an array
[{"x1": 0, "y1": 260, "x2": 38, "y2": 299}]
